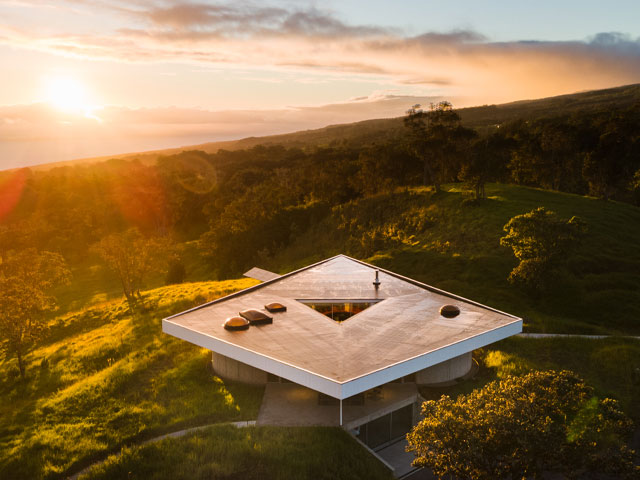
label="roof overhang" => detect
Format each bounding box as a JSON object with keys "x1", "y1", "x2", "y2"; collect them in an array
[
  {"x1": 163, "y1": 318, "x2": 520, "y2": 398},
  {"x1": 163, "y1": 255, "x2": 522, "y2": 399}
]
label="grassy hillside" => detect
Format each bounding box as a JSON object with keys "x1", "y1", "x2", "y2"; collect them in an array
[
  {"x1": 80, "y1": 426, "x2": 392, "y2": 480},
  {"x1": 0, "y1": 277, "x2": 397, "y2": 480},
  {"x1": 267, "y1": 184, "x2": 640, "y2": 335},
  {"x1": 2, "y1": 183, "x2": 639, "y2": 478},
  {"x1": 26, "y1": 83, "x2": 640, "y2": 172},
  {"x1": 69, "y1": 337, "x2": 640, "y2": 480},
  {"x1": 2, "y1": 253, "x2": 639, "y2": 477},
  {"x1": 0, "y1": 279, "x2": 263, "y2": 479},
  {"x1": 423, "y1": 336, "x2": 640, "y2": 423}
]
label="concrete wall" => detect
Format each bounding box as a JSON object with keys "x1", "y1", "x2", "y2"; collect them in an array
[
  {"x1": 213, "y1": 350, "x2": 472, "y2": 386},
  {"x1": 212, "y1": 352, "x2": 268, "y2": 385},
  {"x1": 416, "y1": 352, "x2": 472, "y2": 385}
]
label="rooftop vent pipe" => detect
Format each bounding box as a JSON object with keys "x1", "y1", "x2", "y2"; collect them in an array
[{"x1": 373, "y1": 270, "x2": 381, "y2": 289}]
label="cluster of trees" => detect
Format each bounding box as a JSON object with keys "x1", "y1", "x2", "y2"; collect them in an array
[
  {"x1": 0, "y1": 227, "x2": 179, "y2": 378},
  {"x1": 509, "y1": 108, "x2": 640, "y2": 203},
  {"x1": 93, "y1": 229, "x2": 174, "y2": 311},
  {"x1": 404, "y1": 102, "x2": 640, "y2": 203},
  {"x1": 404, "y1": 102, "x2": 476, "y2": 193},
  {"x1": 407, "y1": 370, "x2": 638, "y2": 479},
  {"x1": 1, "y1": 100, "x2": 637, "y2": 276}
]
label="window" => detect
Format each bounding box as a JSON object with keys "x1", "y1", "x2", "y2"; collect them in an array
[{"x1": 298, "y1": 299, "x2": 381, "y2": 322}]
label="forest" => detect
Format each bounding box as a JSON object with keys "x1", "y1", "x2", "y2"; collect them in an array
[{"x1": 1, "y1": 93, "x2": 639, "y2": 278}]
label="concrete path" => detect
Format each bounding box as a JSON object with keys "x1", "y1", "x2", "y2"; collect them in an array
[
  {"x1": 375, "y1": 438, "x2": 418, "y2": 478},
  {"x1": 67, "y1": 421, "x2": 256, "y2": 480}
]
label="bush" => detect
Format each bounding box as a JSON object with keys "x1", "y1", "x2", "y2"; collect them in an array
[
  {"x1": 165, "y1": 259, "x2": 187, "y2": 285},
  {"x1": 407, "y1": 370, "x2": 638, "y2": 479},
  {"x1": 500, "y1": 207, "x2": 587, "y2": 292}
]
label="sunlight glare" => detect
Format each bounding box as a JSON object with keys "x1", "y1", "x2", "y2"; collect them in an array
[{"x1": 44, "y1": 75, "x2": 97, "y2": 117}]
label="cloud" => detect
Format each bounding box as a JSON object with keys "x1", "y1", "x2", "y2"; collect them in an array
[
  {"x1": 1, "y1": 1, "x2": 640, "y2": 171},
  {"x1": 146, "y1": 3, "x2": 287, "y2": 31},
  {"x1": 2, "y1": 1, "x2": 639, "y2": 104},
  {"x1": 144, "y1": 3, "x2": 387, "y2": 37}
]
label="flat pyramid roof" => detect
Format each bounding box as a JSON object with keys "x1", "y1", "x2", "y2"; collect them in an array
[{"x1": 163, "y1": 255, "x2": 522, "y2": 399}]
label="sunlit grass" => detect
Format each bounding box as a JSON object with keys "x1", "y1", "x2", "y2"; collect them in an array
[
  {"x1": 0, "y1": 278, "x2": 262, "y2": 480},
  {"x1": 421, "y1": 336, "x2": 640, "y2": 422},
  {"x1": 270, "y1": 183, "x2": 640, "y2": 335}
]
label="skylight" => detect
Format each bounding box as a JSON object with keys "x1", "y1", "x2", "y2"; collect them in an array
[{"x1": 297, "y1": 299, "x2": 382, "y2": 322}]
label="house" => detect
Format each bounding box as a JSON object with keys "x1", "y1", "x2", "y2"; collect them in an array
[{"x1": 162, "y1": 255, "x2": 522, "y2": 449}]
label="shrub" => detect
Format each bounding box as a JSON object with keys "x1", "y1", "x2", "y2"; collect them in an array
[
  {"x1": 165, "y1": 259, "x2": 187, "y2": 285},
  {"x1": 407, "y1": 370, "x2": 638, "y2": 480},
  {"x1": 500, "y1": 207, "x2": 587, "y2": 292}
]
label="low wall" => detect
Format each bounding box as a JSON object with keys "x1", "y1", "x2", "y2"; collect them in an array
[
  {"x1": 212, "y1": 352, "x2": 268, "y2": 385},
  {"x1": 416, "y1": 352, "x2": 472, "y2": 385}
]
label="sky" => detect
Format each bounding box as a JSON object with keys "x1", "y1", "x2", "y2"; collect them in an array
[{"x1": 1, "y1": 0, "x2": 640, "y2": 169}]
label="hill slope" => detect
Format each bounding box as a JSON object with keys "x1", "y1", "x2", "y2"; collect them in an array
[
  {"x1": 2, "y1": 271, "x2": 638, "y2": 479},
  {"x1": 264, "y1": 184, "x2": 640, "y2": 336},
  {"x1": 29, "y1": 83, "x2": 640, "y2": 172},
  {"x1": 0, "y1": 280, "x2": 262, "y2": 479},
  {"x1": 2, "y1": 182, "x2": 640, "y2": 478}
]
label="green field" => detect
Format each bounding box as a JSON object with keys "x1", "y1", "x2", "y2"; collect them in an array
[
  {"x1": 422, "y1": 336, "x2": 640, "y2": 423},
  {"x1": 269, "y1": 183, "x2": 640, "y2": 335},
  {"x1": 2, "y1": 183, "x2": 639, "y2": 479},
  {"x1": 79, "y1": 426, "x2": 393, "y2": 480},
  {"x1": 0, "y1": 280, "x2": 263, "y2": 479}
]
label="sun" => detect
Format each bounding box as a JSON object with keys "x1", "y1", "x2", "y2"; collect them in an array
[{"x1": 45, "y1": 75, "x2": 91, "y2": 113}]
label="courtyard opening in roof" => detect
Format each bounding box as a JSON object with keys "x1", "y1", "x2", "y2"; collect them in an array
[{"x1": 299, "y1": 300, "x2": 381, "y2": 322}]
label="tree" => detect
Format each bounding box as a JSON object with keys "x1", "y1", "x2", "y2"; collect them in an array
[
  {"x1": 0, "y1": 249, "x2": 70, "y2": 378},
  {"x1": 94, "y1": 228, "x2": 171, "y2": 310},
  {"x1": 404, "y1": 102, "x2": 475, "y2": 192},
  {"x1": 460, "y1": 132, "x2": 513, "y2": 200},
  {"x1": 350, "y1": 143, "x2": 415, "y2": 196},
  {"x1": 500, "y1": 207, "x2": 586, "y2": 291},
  {"x1": 582, "y1": 113, "x2": 640, "y2": 200},
  {"x1": 407, "y1": 370, "x2": 638, "y2": 480},
  {"x1": 630, "y1": 168, "x2": 640, "y2": 206}
]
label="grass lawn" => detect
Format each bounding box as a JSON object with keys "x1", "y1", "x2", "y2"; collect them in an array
[
  {"x1": 0, "y1": 279, "x2": 262, "y2": 480},
  {"x1": 79, "y1": 425, "x2": 393, "y2": 480},
  {"x1": 421, "y1": 336, "x2": 640, "y2": 422},
  {"x1": 269, "y1": 183, "x2": 640, "y2": 335}
]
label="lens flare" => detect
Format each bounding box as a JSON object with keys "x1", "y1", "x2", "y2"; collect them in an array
[{"x1": 0, "y1": 169, "x2": 28, "y2": 222}]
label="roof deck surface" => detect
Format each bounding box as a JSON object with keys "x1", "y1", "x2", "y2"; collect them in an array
[{"x1": 163, "y1": 255, "x2": 522, "y2": 398}]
